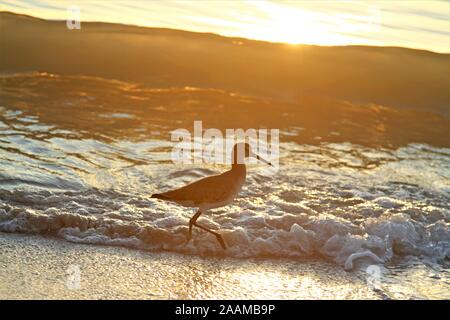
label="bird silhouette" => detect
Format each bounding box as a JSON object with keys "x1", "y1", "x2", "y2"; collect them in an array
[{"x1": 151, "y1": 142, "x2": 272, "y2": 249}]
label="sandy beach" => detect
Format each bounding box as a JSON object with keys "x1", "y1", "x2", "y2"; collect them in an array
[
  {"x1": 2, "y1": 232, "x2": 448, "y2": 300},
  {"x1": 0, "y1": 232, "x2": 384, "y2": 300}
]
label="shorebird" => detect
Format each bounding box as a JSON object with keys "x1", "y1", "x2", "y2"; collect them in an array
[{"x1": 151, "y1": 142, "x2": 272, "y2": 250}]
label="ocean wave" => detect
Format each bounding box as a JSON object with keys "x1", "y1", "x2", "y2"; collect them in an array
[
  {"x1": 0, "y1": 72, "x2": 449, "y2": 270},
  {"x1": 0, "y1": 184, "x2": 448, "y2": 270}
]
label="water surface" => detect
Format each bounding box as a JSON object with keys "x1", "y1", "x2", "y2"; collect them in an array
[{"x1": 0, "y1": 72, "x2": 449, "y2": 299}]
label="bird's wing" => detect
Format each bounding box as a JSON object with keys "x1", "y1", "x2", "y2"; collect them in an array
[{"x1": 158, "y1": 172, "x2": 234, "y2": 205}]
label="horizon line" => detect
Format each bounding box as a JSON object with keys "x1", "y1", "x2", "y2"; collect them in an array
[{"x1": 1, "y1": 10, "x2": 448, "y2": 56}]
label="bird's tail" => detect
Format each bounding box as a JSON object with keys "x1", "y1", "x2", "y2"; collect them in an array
[{"x1": 151, "y1": 193, "x2": 170, "y2": 200}]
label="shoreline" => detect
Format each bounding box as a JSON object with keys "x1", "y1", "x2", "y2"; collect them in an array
[{"x1": 0, "y1": 232, "x2": 381, "y2": 299}]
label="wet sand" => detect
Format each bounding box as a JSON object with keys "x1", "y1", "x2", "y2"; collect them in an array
[{"x1": 0, "y1": 232, "x2": 380, "y2": 299}]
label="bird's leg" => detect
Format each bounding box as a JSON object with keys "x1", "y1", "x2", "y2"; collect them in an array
[
  {"x1": 187, "y1": 209, "x2": 202, "y2": 243},
  {"x1": 186, "y1": 209, "x2": 227, "y2": 250},
  {"x1": 193, "y1": 222, "x2": 227, "y2": 250}
]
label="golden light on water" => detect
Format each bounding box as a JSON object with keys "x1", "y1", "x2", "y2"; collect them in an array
[
  {"x1": 1, "y1": 0, "x2": 449, "y2": 301},
  {"x1": 241, "y1": 2, "x2": 340, "y2": 45},
  {"x1": 0, "y1": 0, "x2": 448, "y2": 52},
  {"x1": 184, "y1": 0, "x2": 384, "y2": 47}
]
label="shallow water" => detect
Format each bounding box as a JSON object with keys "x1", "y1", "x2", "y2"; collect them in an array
[{"x1": 0, "y1": 72, "x2": 449, "y2": 298}]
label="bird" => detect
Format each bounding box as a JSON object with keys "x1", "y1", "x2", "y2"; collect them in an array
[{"x1": 151, "y1": 142, "x2": 272, "y2": 250}]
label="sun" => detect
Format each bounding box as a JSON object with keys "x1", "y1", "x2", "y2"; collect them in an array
[{"x1": 240, "y1": 1, "x2": 355, "y2": 46}]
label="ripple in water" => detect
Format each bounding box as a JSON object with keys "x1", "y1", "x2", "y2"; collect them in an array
[{"x1": 0, "y1": 73, "x2": 449, "y2": 298}]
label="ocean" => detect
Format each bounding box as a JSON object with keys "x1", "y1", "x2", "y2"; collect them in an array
[
  {"x1": 0, "y1": 71, "x2": 448, "y2": 299},
  {"x1": 1, "y1": 11, "x2": 450, "y2": 299}
]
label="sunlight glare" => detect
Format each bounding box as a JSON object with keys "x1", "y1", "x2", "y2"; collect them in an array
[{"x1": 241, "y1": 1, "x2": 358, "y2": 45}]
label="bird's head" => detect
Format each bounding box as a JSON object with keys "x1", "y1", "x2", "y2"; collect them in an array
[{"x1": 232, "y1": 142, "x2": 272, "y2": 166}]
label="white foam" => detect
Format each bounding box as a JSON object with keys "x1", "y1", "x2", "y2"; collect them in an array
[{"x1": 1, "y1": 142, "x2": 449, "y2": 270}]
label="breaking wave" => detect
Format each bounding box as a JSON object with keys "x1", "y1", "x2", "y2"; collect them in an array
[
  {"x1": 1, "y1": 143, "x2": 448, "y2": 270},
  {"x1": 0, "y1": 73, "x2": 449, "y2": 271}
]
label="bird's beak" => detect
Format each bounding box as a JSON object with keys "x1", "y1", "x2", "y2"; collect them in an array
[{"x1": 255, "y1": 154, "x2": 273, "y2": 166}]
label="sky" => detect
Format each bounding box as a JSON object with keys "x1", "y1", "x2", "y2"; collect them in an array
[{"x1": 1, "y1": 0, "x2": 449, "y2": 53}]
